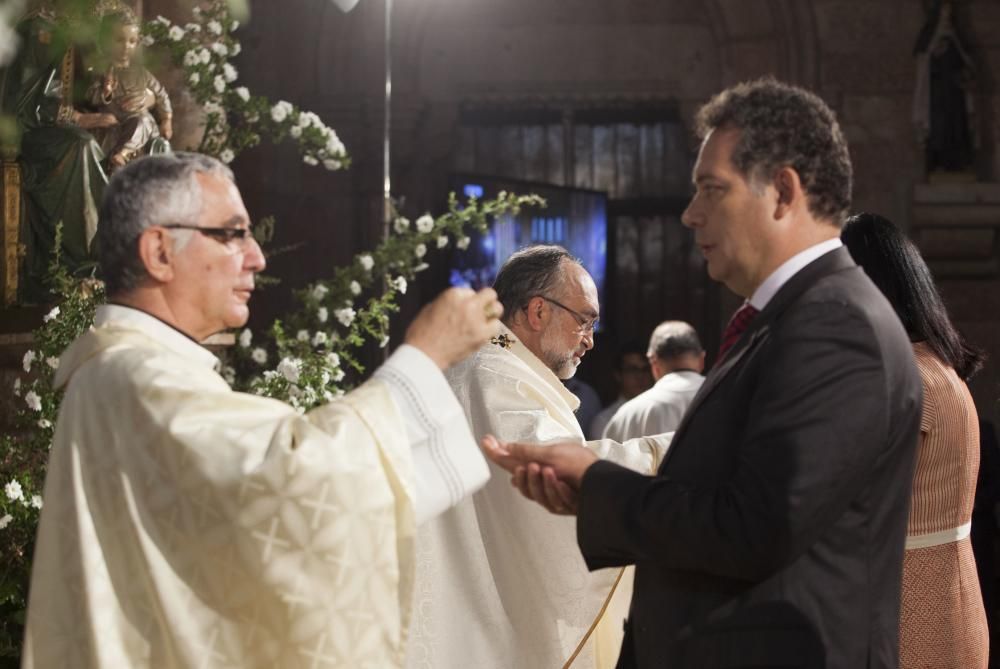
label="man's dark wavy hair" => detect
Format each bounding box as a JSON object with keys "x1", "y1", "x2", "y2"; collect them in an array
[{"x1": 695, "y1": 77, "x2": 853, "y2": 226}]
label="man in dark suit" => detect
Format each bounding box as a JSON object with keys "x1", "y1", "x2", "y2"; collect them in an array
[{"x1": 483, "y1": 78, "x2": 923, "y2": 669}]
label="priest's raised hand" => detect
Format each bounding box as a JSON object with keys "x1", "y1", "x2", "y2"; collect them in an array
[{"x1": 405, "y1": 286, "x2": 503, "y2": 369}]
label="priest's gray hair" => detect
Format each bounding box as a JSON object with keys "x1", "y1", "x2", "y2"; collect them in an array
[
  {"x1": 648, "y1": 320, "x2": 703, "y2": 361},
  {"x1": 493, "y1": 244, "x2": 581, "y2": 325},
  {"x1": 97, "y1": 152, "x2": 234, "y2": 296}
]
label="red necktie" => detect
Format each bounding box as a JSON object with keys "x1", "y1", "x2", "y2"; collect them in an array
[{"x1": 717, "y1": 302, "x2": 759, "y2": 362}]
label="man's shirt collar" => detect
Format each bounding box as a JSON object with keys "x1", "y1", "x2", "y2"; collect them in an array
[{"x1": 749, "y1": 237, "x2": 843, "y2": 311}]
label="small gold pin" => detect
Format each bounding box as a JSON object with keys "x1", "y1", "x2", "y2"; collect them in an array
[{"x1": 490, "y1": 334, "x2": 516, "y2": 350}]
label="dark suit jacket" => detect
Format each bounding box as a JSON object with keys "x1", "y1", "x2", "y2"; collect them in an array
[{"x1": 578, "y1": 247, "x2": 922, "y2": 669}]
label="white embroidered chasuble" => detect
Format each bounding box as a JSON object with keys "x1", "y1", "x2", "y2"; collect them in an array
[
  {"x1": 23, "y1": 305, "x2": 488, "y2": 668},
  {"x1": 407, "y1": 324, "x2": 670, "y2": 669}
]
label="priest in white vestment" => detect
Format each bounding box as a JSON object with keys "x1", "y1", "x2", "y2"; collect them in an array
[
  {"x1": 22, "y1": 153, "x2": 504, "y2": 669},
  {"x1": 407, "y1": 246, "x2": 671, "y2": 669}
]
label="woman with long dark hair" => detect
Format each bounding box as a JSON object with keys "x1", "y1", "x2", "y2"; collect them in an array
[{"x1": 842, "y1": 212, "x2": 987, "y2": 668}]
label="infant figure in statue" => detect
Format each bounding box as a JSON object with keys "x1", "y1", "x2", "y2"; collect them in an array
[{"x1": 86, "y1": 9, "x2": 172, "y2": 170}]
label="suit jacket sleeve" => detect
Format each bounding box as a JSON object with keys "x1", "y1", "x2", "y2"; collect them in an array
[{"x1": 578, "y1": 301, "x2": 898, "y2": 581}]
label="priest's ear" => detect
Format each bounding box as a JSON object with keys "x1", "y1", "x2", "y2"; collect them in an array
[
  {"x1": 522, "y1": 295, "x2": 550, "y2": 331},
  {"x1": 137, "y1": 226, "x2": 179, "y2": 283}
]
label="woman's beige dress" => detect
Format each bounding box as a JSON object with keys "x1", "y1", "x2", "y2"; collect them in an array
[{"x1": 900, "y1": 342, "x2": 988, "y2": 668}]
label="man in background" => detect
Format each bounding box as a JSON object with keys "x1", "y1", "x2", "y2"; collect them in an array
[
  {"x1": 588, "y1": 341, "x2": 652, "y2": 439},
  {"x1": 603, "y1": 320, "x2": 704, "y2": 441}
]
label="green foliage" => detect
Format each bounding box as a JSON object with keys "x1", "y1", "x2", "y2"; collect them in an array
[
  {"x1": 0, "y1": 229, "x2": 105, "y2": 658},
  {"x1": 142, "y1": 1, "x2": 349, "y2": 169},
  {"x1": 230, "y1": 191, "x2": 545, "y2": 411}
]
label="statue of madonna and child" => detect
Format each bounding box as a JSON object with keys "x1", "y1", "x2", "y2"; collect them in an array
[{"x1": 1, "y1": 0, "x2": 172, "y2": 303}]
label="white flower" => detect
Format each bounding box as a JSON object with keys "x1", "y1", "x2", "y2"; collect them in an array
[
  {"x1": 168, "y1": 25, "x2": 185, "y2": 41},
  {"x1": 183, "y1": 50, "x2": 200, "y2": 67},
  {"x1": 393, "y1": 217, "x2": 409, "y2": 234},
  {"x1": 198, "y1": 48, "x2": 211, "y2": 64},
  {"x1": 141, "y1": 35, "x2": 154, "y2": 47},
  {"x1": 155, "y1": 15, "x2": 170, "y2": 25},
  {"x1": 43, "y1": 306, "x2": 59, "y2": 322},
  {"x1": 303, "y1": 155, "x2": 318, "y2": 166},
  {"x1": 317, "y1": 307, "x2": 328, "y2": 323},
  {"x1": 251, "y1": 347, "x2": 267, "y2": 365},
  {"x1": 231, "y1": 42, "x2": 242, "y2": 56},
  {"x1": 192, "y1": 6, "x2": 201, "y2": 16},
  {"x1": 326, "y1": 352, "x2": 341, "y2": 368},
  {"x1": 219, "y1": 149, "x2": 235, "y2": 164},
  {"x1": 320, "y1": 370, "x2": 331, "y2": 385},
  {"x1": 296, "y1": 329, "x2": 310, "y2": 342},
  {"x1": 24, "y1": 391, "x2": 41, "y2": 412},
  {"x1": 207, "y1": 20, "x2": 223, "y2": 35},
  {"x1": 46, "y1": 356, "x2": 59, "y2": 369},
  {"x1": 239, "y1": 329, "x2": 252, "y2": 348},
  {"x1": 349, "y1": 280, "x2": 361, "y2": 296},
  {"x1": 456, "y1": 236, "x2": 471, "y2": 250},
  {"x1": 189, "y1": 72, "x2": 200, "y2": 85},
  {"x1": 392, "y1": 276, "x2": 407, "y2": 294},
  {"x1": 325, "y1": 131, "x2": 345, "y2": 154},
  {"x1": 322, "y1": 159, "x2": 342, "y2": 171},
  {"x1": 231, "y1": 20, "x2": 240, "y2": 31},
  {"x1": 312, "y1": 284, "x2": 330, "y2": 300},
  {"x1": 270, "y1": 100, "x2": 292, "y2": 123},
  {"x1": 414, "y1": 243, "x2": 427, "y2": 259},
  {"x1": 332, "y1": 368, "x2": 345, "y2": 382},
  {"x1": 277, "y1": 357, "x2": 302, "y2": 384},
  {"x1": 312, "y1": 331, "x2": 328, "y2": 346},
  {"x1": 416, "y1": 214, "x2": 434, "y2": 233},
  {"x1": 359, "y1": 254, "x2": 374, "y2": 271},
  {"x1": 235, "y1": 86, "x2": 249, "y2": 102},
  {"x1": 379, "y1": 335, "x2": 390, "y2": 348},
  {"x1": 297, "y1": 112, "x2": 314, "y2": 128},
  {"x1": 184, "y1": 22, "x2": 201, "y2": 32},
  {"x1": 437, "y1": 235, "x2": 449, "y2": 249},
  {"x1": 335, "y1": 308, "x2": 356, "y2": 327},
  {"x1": 5, "y1": 480, "x2": 23, "y2": 502},
  {"x1": 22, "y1": 350, "x2": 35, "y2": 372},
  {"x1": 37, "y1": 418, "x2": 51, "y2": 429},
  {"x1": 222, "y1": 63, "x2": 237, "y2": 82},
  {"x1": 221, "y1": 366, "x2": 236, "y2": 384},
  {"x1": 414, "y1": 262, "x2": 429, "y2": 272},
  {"x1": 213, "y1": 75, "x2": 226, "y2": 93},
  {"x1": 30, "y1": 495, "x2": 42, "y2": 510},
  {"x1": 0, "y1": 515, "x2": 11, "y2": 530},
  {"x1": 211, "y1": 42, "x2": 228, "y2": 57},
  {"x1": 289, "y1": 126, "x2": 302, "y2": 139},
  {"x1": 12, "y1": 378, "x2": 20, "y2": 396}
]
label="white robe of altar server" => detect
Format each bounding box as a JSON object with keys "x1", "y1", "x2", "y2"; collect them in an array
[
  {"x1": 23, "y1": 305, "x2": 490, "y2": 669},
  {"x1": 407, "y1": 324, "x2": 670, "y2": 669},
  {"x1": 602, "y1": 370, "x2": 704, "y2": 442}
]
